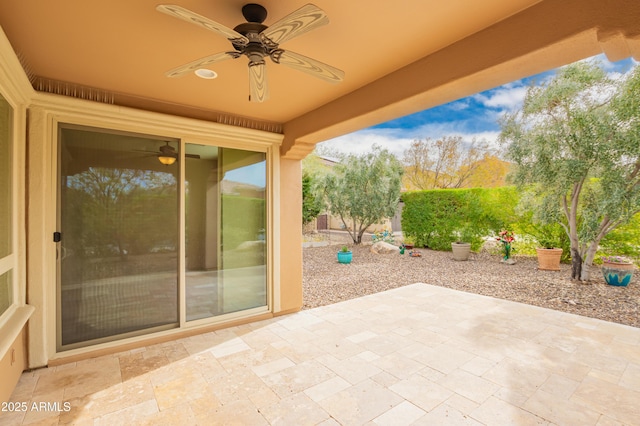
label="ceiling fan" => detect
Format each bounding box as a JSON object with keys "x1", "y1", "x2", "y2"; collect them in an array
[
  {"x1": 157, "y1": 3, "x2": 345, "y2": 102},
  {"x1": 134, "y1": 142, "x2": 200, "y2": 165}
]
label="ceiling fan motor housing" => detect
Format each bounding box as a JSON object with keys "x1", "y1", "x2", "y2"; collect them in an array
[{"x1": 242, "y1": 3, "x2": 268, "y2": 23}]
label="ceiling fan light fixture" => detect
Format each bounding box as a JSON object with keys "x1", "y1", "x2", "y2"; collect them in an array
[
  {"x1": 195, "y1": 69, "x2": 217, "y2": 79},
  {"x1": 158, "y1": 155, "x2": 177, "y2": 165}
]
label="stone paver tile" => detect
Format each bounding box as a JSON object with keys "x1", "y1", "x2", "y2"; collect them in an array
[
  {"x1": 570, "y1": 376, "x2": 640, "y2": 425},
  {"x1": 304, "y1": 376, "x2": 351, "y2": 403},
  {"x1": 260, "y1": 392, "x2": 330, "y2": 425},
  {"x1": 198, "y1": 399, "x2": 268, "y2": 426},
  {"x1": 411, "y1": 343, "x2": 476, "y2": 374},
  {"x1": 539, "y1": 373, "x2": 580, "y2": 399},
  {"x1": 460, "y1": 355, "x2": 499, "y2": 377},
  {"x1": 260, "y1": 360, "x2": 335, "y2": 398},
  {"x1": 389, "y1": 374, "x2": 453, "y2": 412},
  {"x1": 138, "y1": 403, "x2": 197, "y2": 426},
  {"x1": 33, "y1": 357, "x2": 121, "y2": 400},
  {"x1": 207, "y1": 369, "x2": 267, "y2": 405},
  {"x1": 482, "y1": 357, "x2": 551, "y2": 399},
  {"x1": 372, "y1": 352, "x2": 425, "y2": 380},
  {"x1": 357, "y1": 351, "x2": 380, "y2": 362},
  {"x1": 17, "y1": 389, "x2": 64, "y2": 425},
  {"x1": 59, "y1": 376, "x2": 155, "y2": 423},
  {"x1": 471, "y1": 396, "x2": 549, "y2": 425},
  {"x1": 370, "y1": 371, "x2": 401, "y2": 388},
  {"x1": 208, "y1": 337, "x2": 251, "y2": 358},
  {"x1": 525, "y1": 388, "x2": 600, "y2": 425},
  {"x1": 596, "y1": 414, "x2": 627, "y2": 426},
  {"x1": 319, "y1": 379, "x2": 403, "y2": 425},
  {"x1": 415, "y1": 403, "x2": 483, "y2": 426},
  {"x1": 251, "y1": 357, "x2": 296, "y2": 378},
  {"x1": 372, "y1": 401, "x2": 426, "y2": 426},
  {"x1": 93, "y1": 399, "x2": 159, "y2": 426},
  {"x1": 346, "y1": 330, "x2": 378, "y2": 343},
  {"x1": 568, "y1": 346, "x2": 629, "y2": 379},
  {"x1": 619, "y1": 362, "x2": 640, "y2": 391},
  {"x1": 443, "y1": 393, "x2": 481, "y2": 416},
  {"x1": 437, "y1": 368, "x2": 500, "y2": 404},
  {"x1": 317, "y1": 354, "x2": 382, "y2": 385},
  {"x1": 152, "y1": 373, "x2": 209, "y2": 411}
]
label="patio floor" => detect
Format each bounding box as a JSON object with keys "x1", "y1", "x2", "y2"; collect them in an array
[{"x1": 2, "y1": 283, "x2": 640, "y2": 425}]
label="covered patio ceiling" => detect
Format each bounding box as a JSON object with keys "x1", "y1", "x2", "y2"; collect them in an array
[{"x1": 0, "y1": 0, "x2": 639, "y2": 158}]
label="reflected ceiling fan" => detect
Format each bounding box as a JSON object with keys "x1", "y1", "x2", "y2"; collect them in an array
[
  {"x1": 134, "y1": 142, "x2": 200, "y2": 165},
  {"x1": 157, "y1": 3, "x2": 345, "y2": 102}
]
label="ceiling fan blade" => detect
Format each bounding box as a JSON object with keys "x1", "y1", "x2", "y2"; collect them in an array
[
  {"x1": 248, "y1": 62, "x2": 269, "y2": 102},
  {"x1": 157, "y1": 4, "x2": 249, "y2": 46},
  {"x1": 272, "y1": 50, "x2": 344, "y2": 83},
  {"x1": 165, "y1": 52, "x2": 237, "y2": 78},
  {"x1": 260, "y1": 4, "x2": 329, "y2": 46}
]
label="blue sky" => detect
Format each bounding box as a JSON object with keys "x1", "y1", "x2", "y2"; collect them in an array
[{"x1": 318, "y1": 54, "x2": 638, "y2": 158}]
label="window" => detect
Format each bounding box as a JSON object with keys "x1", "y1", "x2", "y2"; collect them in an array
[{"x1": 0, "y1": 93, "x2": 13, "y2": 317}]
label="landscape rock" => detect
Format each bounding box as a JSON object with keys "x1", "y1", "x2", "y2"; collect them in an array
[{"x1": 371, "y1": 241, "x2": 399, "y2": 254}]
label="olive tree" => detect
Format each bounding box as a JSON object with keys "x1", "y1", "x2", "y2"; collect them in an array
[
  {"x1": 500, "y1": 61, "x2": 640, "y2": 280},
  {"x1": 316, "y1": 147, "x2": 403, "y2": 244}
]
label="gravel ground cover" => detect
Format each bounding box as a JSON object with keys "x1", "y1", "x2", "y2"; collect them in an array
[{"x1": 303, "y1": 244, "x2": 639, "y2": 328}]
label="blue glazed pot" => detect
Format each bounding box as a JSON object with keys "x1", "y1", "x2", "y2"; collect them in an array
[
  {"x1": 602, "y1": 265, "x2": 633, "y2": 287},
  {"x1": 337, "y1": 251, "x2": 352, "y2": 264}
]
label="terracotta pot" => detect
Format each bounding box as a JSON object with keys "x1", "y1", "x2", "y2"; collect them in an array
[
  {"x1": 451, "y1": 242, "x2": 471, "y2": 261},
  {"x1": 536, "y1": 248, "x2": 563, "y2": 271}
]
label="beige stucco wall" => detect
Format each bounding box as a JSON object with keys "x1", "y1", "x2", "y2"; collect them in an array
[
  {"x1": 0, "y1": 329, "x2": 26, "y2": 404},
  {"x1": 276, "y1": 159, "x2": 303, "y2": 314}
]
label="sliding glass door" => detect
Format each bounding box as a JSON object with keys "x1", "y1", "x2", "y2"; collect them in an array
[
  {"x1": 58, "y1": 126, "x2": 180, "y2": 348},
  {"x1": 185, "y1": 144, "x2": 267, "y2": 321},
  {"x1": 58, "y1": 125, "x2": 268, "y2": 349}
]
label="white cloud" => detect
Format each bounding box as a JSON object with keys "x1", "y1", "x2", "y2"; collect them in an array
[
  {"x1": 474, "y1": 86, "x2": 528, "y2": 111},
  {"x1": 318, "y1": 126, "x2": 501, "y2": 158}
]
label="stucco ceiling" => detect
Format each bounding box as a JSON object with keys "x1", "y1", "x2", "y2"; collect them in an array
[{"x1": 0, "y1": 1, "x2": 541, "y2": 124}]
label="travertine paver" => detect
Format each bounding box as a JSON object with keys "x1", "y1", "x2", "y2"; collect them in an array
[{"x1": 2, "y1": 283, "x2": 639, "y2": 425}]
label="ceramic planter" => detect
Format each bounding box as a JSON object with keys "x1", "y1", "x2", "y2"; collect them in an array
[
  {"x1": 536, "y1": 248, "x2": 563, "y2": 271},
  {"x1": 451, "y1": 242, "x2": 471, "y2": 261},
  {"x1": 602, "y1": 261, "x2": 634, "y2": 286},
  {"x1": 337, "y1": 250, "x2": 352, "y2": 264}
]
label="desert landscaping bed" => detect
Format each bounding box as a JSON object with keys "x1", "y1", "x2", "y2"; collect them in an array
[{"x1": 303, "y1": 244, "x2": 639, "y2": 328}]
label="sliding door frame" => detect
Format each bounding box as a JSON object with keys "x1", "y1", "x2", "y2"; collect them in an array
[{"x1": 28, "y1": 92, "x2": 282, "y2": 365}]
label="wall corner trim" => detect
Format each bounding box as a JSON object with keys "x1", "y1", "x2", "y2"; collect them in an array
[{"x1": 0, "y1": 305, "x2": 35, "y2": 361}]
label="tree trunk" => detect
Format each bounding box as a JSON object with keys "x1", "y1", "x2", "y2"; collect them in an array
[{"x1": 571, "y1": 247, "x2": 582, "y2": 280}]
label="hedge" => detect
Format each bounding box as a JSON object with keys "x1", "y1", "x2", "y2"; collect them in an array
[{"x1": 401, "y1": 187, "x2": 519, "y2": 251}]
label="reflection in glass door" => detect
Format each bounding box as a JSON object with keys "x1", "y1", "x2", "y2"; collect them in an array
[
  {"x1": 185, "y1": 144, "x2": 267, "y2": 321},
  {"x1": 58, "y1": 126, "x2": 179, "y2": 348}
]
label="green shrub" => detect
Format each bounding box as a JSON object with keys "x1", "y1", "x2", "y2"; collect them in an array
[
  {"x1": 597, "y1": 213, "x2": 640, "y2": 262},
  {"x1": 401, "y1": 187, "x2": 519, "y2": 251}
]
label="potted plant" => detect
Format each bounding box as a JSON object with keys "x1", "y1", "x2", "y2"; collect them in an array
[
  {"x1": 601, "y1": 255, "x2": 634, "y2": 286},
  {"x1": 535, "y1": 237, "x2": 563, "y2": 271},
  {"x1": 496, "y1": 230, "x2": 516, "y2": 264},
  {"x1": 451, "y1": 229, "x2": 472, "y2": 261},
  {"x1": 337, "y1": 245, "x2": 352, "y2": 264},
  {"x1": 402, "y1": 236, "x2": 415, "y2": 250}
]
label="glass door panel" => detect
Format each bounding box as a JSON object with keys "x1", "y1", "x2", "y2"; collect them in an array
[
  {"x1": 219, "y1": 148, "x2": 267, "y2": 314},
  {"x1": 58, "y1": 126, "x2": 179, "y2": 348},
  {"x1": 185, "y1": 144, "x2": 266, "y2": 321}
]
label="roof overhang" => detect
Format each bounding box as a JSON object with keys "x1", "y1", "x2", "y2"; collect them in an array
[{"x1": 0, "y1": 0, "x2": 638, "y2": 159}]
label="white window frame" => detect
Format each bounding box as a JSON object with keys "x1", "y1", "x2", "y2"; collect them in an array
[{"x1": 0, "y1": 25, "x2": 34, "y2": 361}]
